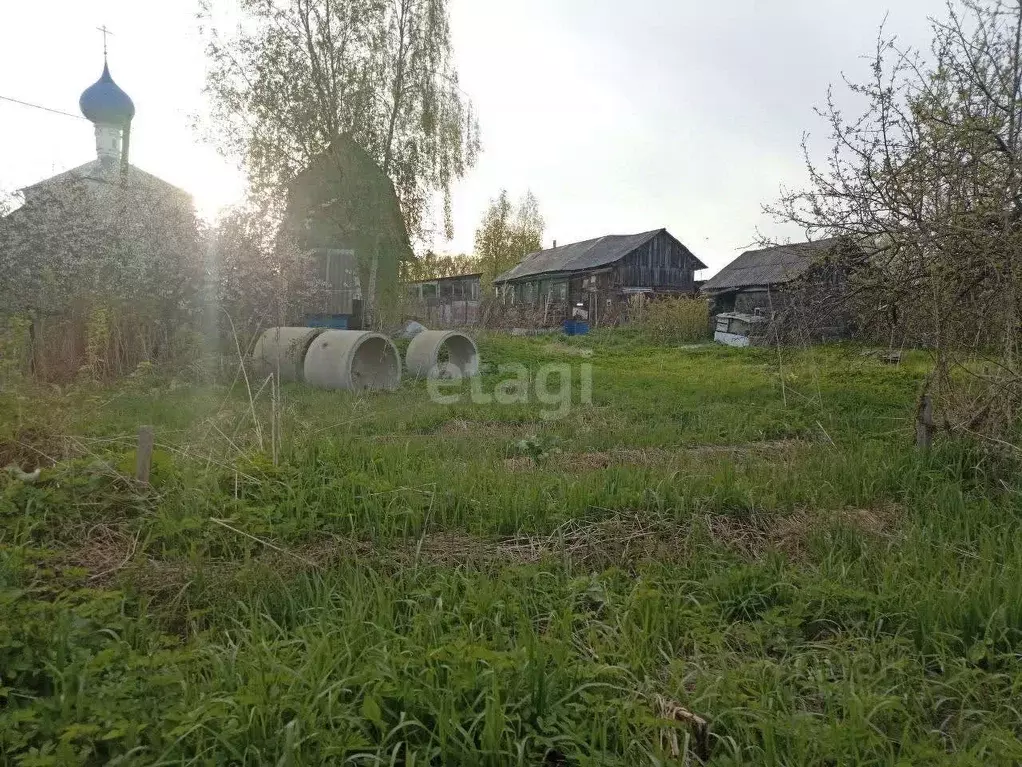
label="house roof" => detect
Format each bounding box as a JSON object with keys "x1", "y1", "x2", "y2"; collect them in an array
[
  {"x1": 406, "y1": 273, "x2": 483, "y2": 285},
  {"x1": 21, "y1": 159, "x2": 190, "y2": 201},
  {"x1": 285, "y1": 134, "x2": 414, "y2": 263},
  {"x1": 702, "y1": 238, "x2": 844, "y2": 293},
  {"x1": 494, "y1": 228, "x2": 706, "y2": 284}
]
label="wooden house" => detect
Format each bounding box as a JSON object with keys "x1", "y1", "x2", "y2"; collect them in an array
[
  {"x1": 493, "y1": 229, "x2": 706, "y2": 326},
  {"x1": 702, "y1": 238, "x2": 854, "y2": 341},
  {"x1": 281, "y1": 134, "x2": 414, "y2": 328}
]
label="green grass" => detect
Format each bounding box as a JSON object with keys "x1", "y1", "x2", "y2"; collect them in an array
[{"x1": 1, "y1": 335, "x2": 1021, "y2": 765}]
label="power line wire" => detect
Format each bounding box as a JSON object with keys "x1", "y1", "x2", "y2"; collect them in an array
[{"x1": 0, "y1": 95, "x2": 86, "y2": 121}]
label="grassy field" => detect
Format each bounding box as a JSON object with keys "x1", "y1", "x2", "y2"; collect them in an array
[{"x1": 1, "y1": 332, "x2": 1021, "y2": 765}]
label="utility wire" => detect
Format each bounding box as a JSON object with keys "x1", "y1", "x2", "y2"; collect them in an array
[{"x1": 0, "y1": 95, "x2": 86, "y2": 121}]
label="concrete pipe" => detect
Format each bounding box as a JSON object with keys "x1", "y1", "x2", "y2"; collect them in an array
[
  {"x1": 252, "y1": 327, "x2": 326, "y2": 383},
  {"x1": 303, "y1": 331, "x2": 402, "y2": 391},
  {"x1": 405, "y1": 331, "x2": 480, "y2": 379}
]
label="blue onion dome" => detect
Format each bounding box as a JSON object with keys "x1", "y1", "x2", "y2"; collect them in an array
[{"x1": 79, "y1": 62, "x2": 135, "y2": 124}]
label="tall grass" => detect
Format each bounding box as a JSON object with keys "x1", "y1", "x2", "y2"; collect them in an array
[
  {"x1": 631, "y1": 296, "x2": 711, "y2": 344},
  {"x1": 1, "y1": 337, "x2": 1021, "y2": 764}
]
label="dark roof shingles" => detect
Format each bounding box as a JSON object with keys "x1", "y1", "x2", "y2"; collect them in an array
[
  {"x1": 495, "y1": 229, "x2": 705, "y2": 283},
  {"x1": 702, "y1": 238, "x2": 843, "y2": 292}
]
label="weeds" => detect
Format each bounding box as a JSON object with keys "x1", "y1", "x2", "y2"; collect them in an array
[
  {"x1": 630, "y1": 296, "x2": 711, "y2": 344},
  {"x1": 1, "y1": 337, "x2": 1021, "y2": 764}
]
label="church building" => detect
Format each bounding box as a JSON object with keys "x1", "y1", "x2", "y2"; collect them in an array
[{"x1": 0, "y1": 53, "x2": 203, "y2": 378}]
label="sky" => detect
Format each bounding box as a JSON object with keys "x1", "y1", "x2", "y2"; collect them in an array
[{"x1": 0, "y1": 0, "x2": 937, "y2": 275}]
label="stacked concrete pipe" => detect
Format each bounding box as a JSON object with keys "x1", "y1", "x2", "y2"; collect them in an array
[
  {"x1": 405, "y1": 331, "x2": 480, "y2": 379},
  {"x1": 252, "y1": 327, "x2": 326, "y2": 383},
  {"x1": 303, "y1": 330, "x2": 402, "y2": 391}
]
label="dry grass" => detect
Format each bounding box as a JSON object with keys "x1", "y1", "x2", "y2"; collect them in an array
[
  {"x1": 438, "y1": 418, "x2": 537, "y2": 439},
  {"x1": 58, "y1": 523, "x2": 140, "y2": 584},
  {"x1": 708, "y1": 505, "x2": 901, "y2": 561},
  {"x1": 60, "y1": 506, "x2": 901, "y2": 593},
  {"x1": 0, "y1": 428, "x2": 67, "y2": 470},
  {"x1": 543, "y1": 342, "x2": 594, "y2": 358},
  {"x1": 631, "y1": 297, "x2": 712, "y2": 344},
  {"x1": 504, "y1": 439, "x2": 809, "y2": 473}
]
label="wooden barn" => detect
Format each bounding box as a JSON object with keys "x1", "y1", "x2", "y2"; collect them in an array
[{"x1": 493, "y1": 229, "x2": 706, "y2": 325}]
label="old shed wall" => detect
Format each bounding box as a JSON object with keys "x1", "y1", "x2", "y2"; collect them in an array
[{"x1": 614, "y1": 231, "x2": 698, "y2": 291}]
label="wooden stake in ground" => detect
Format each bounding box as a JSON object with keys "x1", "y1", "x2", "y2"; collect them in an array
[
  {"x1": 916, "y1": 395, "x2": 934, "y2": 450},
  {"x1": 136, "y1": 426, "x2": 155, "y2": 484}
]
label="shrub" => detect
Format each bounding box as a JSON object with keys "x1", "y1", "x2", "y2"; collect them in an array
[{"x1": 631, "y1": 296, "x2": 711, "y2": 344}]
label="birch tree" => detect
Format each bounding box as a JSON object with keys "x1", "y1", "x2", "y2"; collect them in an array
[
  {"x1": 201, "y1": 0, "x2": 481, "y2": 316},
  {"x1": 474, "y1": 190, "x2": 545, "y2": 284}
]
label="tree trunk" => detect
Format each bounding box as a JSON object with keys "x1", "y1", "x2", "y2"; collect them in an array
[{"x1": 368, "y1": 0, "x2": 411, "y2": 322}]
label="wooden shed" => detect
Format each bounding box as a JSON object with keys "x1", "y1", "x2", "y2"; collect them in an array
[
  {"x1": 702, "y1": 238, "x2": 855, "y2": 341},
  {"x1": 404, "y1": 273, "x2": 482, "y2": 327},
  {"x1": 493, "y1": 229, "x2": 705, "y2": 325}
]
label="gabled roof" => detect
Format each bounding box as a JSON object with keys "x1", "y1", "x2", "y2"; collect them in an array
[
  {"x1": 494, "y1": 228, "x2": 707, "y2": 284},
  {"x1": 702, "y1": 238, "x2": 844, "y2": 293},
  {"x1": 21, "y1": 159, "x2": 190, "y2": 201},
  {"x1": 406, "y1": 273, "x2": 483, "y2": 285},
  {"x1": 285, "y1": 134, "x2": 414, "y2": 263}
]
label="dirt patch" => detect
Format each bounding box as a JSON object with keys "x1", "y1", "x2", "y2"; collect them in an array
[{"x1": 505, "y1": 440, "x2": 807, "y2": 473}]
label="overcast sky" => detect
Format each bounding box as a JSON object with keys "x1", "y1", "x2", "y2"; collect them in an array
[{"x1": 0, "y1": 0, "x2": 937, "y2": 274}]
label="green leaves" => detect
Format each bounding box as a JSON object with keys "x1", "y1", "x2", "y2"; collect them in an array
[
  {"x1": 201, "y1": 0, "x2": 479, "y2": 243},
  {"x1": 2, "y1": 337, "x2": 1022, "y2": 764},
  {"x1": 474, "y1": 190, "x2": 545, "y2": 284},
  {"x1": 360, "y1": 695, "x2": 384, "y2": 728}
]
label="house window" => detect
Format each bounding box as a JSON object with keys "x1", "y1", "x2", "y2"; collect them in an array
[
  {"x1": 421, "y1": 283, "x2": 438, "y2": 299},
  {"x1": 552, "y1": 281, "x2": 568, "y2": 301}
]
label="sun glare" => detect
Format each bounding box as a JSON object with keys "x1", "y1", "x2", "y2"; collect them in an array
[{"x1": 179, "y1": 152, "x2": 248, "y2": 223}]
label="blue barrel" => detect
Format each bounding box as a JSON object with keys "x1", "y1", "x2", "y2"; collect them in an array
[{"x1": 305, "y1": 314, "x2": 350, "y2": 330}]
